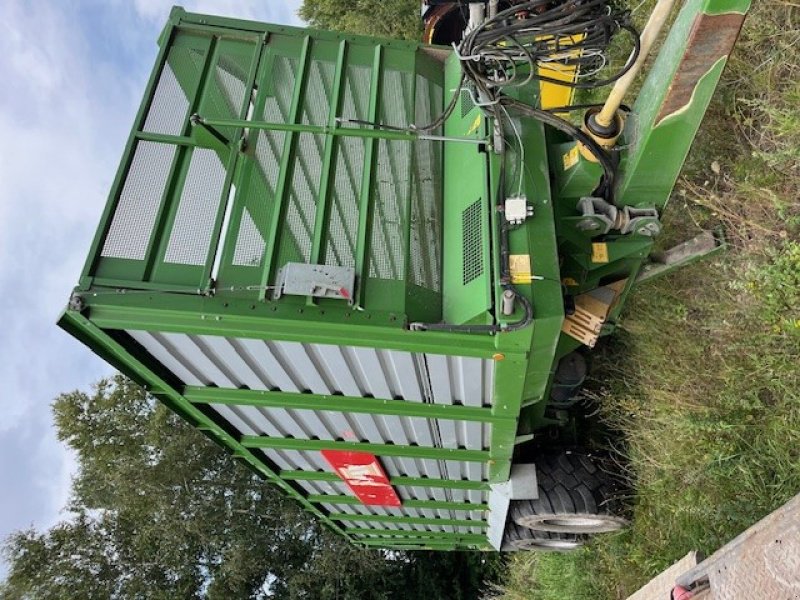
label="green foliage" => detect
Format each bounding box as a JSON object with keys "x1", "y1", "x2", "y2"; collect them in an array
[
  {"x1": 1, "y1": 375, "x2": 501, "y2": 599},
  {"x1": 743, "y1": 240, "x2": 800, "y2": 336},
  {"x1": 299, "y1": 0, "x2": 421, "y2": 40},
  {"x1": 497, "y1": 1, "x2": 800, "y2": 598}
]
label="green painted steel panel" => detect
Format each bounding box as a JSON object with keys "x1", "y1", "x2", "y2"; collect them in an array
[
  {"x1": 441, "y1": 54, "x2": 492, "y2": 325},
  {"x1": 616, "y1": 0, "x2": 751, "y2": 208}
]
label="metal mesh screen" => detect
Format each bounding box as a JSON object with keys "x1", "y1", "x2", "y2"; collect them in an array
[
  {"x1": 143, "y1": 45, "x2": 206, "y2": 136},
  {"x1": 409, "y1": 75, "x2": 443, "y2": 292},
  {"x1": 324, "y1": 65, "x2": 371, "y2": 269},
  {"x1": 232, "y1": 56, "x2": 297, "y2": 268},
  {"x1": 101, "y1": 142, "x2": 177, "y2": 260},
  {"x1": 459, "y1": 82, "x2": 476, "y2": 119},
  {"x1": 276, "y1": 60, "x2": 335, "y2": 269},
  {"x1": 164, "y1": 148, "x2": 227, "y2": 265},
  {"x1": 204, "y1": 51, "x2": 251, "y2": 140},
  {"x1": 231, "y1": 208, "x2": 265, "y2": 267},
  {"x1": 462, "y1": 199, "x2": 484, "y2": 285},
  {"x1": 368, "y1": 69, "x2": 413, "y2": 280}
]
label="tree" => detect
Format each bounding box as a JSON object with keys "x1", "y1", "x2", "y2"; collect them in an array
[
  {"x1": 1, "y1": 376, "x2": 501, "y2": 598},
  {"x1": 299, "y1": 0, "x2": 421, "y2": 41}
]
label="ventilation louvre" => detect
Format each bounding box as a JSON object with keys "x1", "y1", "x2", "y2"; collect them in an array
[
  {"x1": 459, "y1": 82, "x2": 477, "y2": 119},
  {"x1": 461, "y1": 199, "x2": 484, "y2": 285}
]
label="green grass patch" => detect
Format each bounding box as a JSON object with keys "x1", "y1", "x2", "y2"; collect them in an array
[{"x1": 496, "y1": 1, "x2": 800, "y2": 598}]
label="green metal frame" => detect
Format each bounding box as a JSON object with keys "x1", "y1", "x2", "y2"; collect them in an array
[{"x1": 61, "y1": 1, "x2": 750, "y2": 551}]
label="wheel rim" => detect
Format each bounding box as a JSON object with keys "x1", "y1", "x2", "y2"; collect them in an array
[
  {"x1": 516, "y1": 513, "x2": 628, "y2": 534},
  {"x1": 512, "y1": 538, "x2": 583, "y2": 552},
  {"x1": 541, "y1": 517, "x2": 611, "y2": 528}
]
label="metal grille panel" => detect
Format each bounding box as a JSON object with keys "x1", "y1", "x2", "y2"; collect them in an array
[
  {"x1": 204, "y1": 51, "x2": 251, "y2": 140},
  {"x1": 462, "y1": 198, "x2": 483, "y2": 285},
  {"x1": 143, "y1": 45, "x2": 205, "y2": 135},
  {"x1": 231, "y1": 208, "x2": 265, "y2": 267},
  {"x1": 368, "y1": 69, "x2": 413, "y2": 280},
  {"x1": 164, "y1": 148, "x2": 227, "y2": 265},
  {"x1": 129, "y1": 329, "x2": 493, "y2": 488},
  {"x1": 232, "y1": 56, "x2": 297, "y2": 268},
  {"x1": 410, "y1": 74, "x2": 443, "y2": 292},
  {"x1": 276, "y1": 60, "x2": 335, "y2": 269},
  {"x1": 459, "y1": 81, "x2": 476, "y2": 118},
  {"x1": 325, "y1": 65, "x2": 370, "y2": 269},
  {"x1": 101, "y1": 142, "x2": 177, "y2": 260}
]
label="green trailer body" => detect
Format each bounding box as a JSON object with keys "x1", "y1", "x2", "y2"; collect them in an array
[{"x1": 60, "y1": 2, "x2": 750, "y2": 551}]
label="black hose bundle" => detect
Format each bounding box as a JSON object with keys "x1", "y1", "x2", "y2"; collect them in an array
[
  {"x1": 415, "y1": 0, "x2": 639, "y2": 133},
  {"x1": 461, "y1": 0, "x2": 639, "y2": 91},
  {"x1": 409, "y1": 1, "x2": 638, "y2": 334}
]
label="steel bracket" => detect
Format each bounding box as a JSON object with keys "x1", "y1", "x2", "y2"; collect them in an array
[
  {"x1": 574, "y1": 196, "x2": 617, "y2": 235},
  {"x1": 619, "y1": 205, "x2": 661, "y2": 237}
]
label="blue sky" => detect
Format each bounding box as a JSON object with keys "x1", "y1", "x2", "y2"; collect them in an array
[{"x1": 0, "y1": 0, "x2": 302, "y2": 573}]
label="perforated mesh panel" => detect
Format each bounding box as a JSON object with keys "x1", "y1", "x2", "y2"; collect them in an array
[
  {"x1": 462, "y1": 199, "x2": 483, "y2": 285},
  {"x1": 101, "y1": 142, "x2": 177, "y2": 260},
  {"x1": 325, "y1": 65, "x2": 371, "y2": 269},
  {"x1": 204, "y1": 51, "x2": 251, "y2": 140},
  {"x1": 164, "y1": 148, "x2": 227, "y2": 265},
  {"x1": 460, "y1": 81, "x2": 476, "y2": 119},
  {"x1": 368, "y1": 69, "x2": 413, "y2": 280},
  {"x1": 231, "y1": 56, "x2": 297, "y2": 268},
  {"x1": 232, "y1": 208, "x2": 265, "y2": 267},
  {"x1": 276, "y1": 60, "x2": 335, "y2": 269},
  {"x1": 410, "y1": 75, "x2": 443, "y2": 292},
  {"x1": 143, "y1": 45, "x2": 206, "y2": 136}
]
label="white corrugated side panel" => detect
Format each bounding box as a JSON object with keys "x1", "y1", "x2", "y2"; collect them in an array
[
  {"x1": 128, "y1": 329, "x2": 495, "y2": 519},
  {"x1": 256, "y1": 449, "x2": 489, "y2": 483},
  {"x1": 208, "y1": 404, "x2": 490, "y2": 450},
  {"x1": 127, "y1": 331, "x2": 493, "y2": 407}
]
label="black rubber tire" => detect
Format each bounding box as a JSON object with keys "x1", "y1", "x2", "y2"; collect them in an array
[
  {"x1": 511, "y1": 451, "x2": 628, "y2": 534},
  {"x1": 503, "y1": 521, "x2": 583, "y2": 552}
]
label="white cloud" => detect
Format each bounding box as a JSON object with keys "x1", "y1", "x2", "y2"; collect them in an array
[
  {"x1": 129, "y1": 0, "x2": 303, "y2": 26},
  {"x1": 0, "y1": 0, "x2": 304, "y2": 559}
]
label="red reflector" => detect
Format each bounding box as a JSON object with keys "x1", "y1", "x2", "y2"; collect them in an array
[{"x1": 321, "y1": 450, "x2": 402, "y2": 507}]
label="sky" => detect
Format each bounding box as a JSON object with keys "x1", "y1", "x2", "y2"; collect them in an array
[{"x1": 0, "y1": 0, "x2": 302, "y2": 573}]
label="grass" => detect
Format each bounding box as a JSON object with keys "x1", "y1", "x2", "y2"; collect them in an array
[{"x1": 494, "y1": 1, "x2": 800, "y2": 598}]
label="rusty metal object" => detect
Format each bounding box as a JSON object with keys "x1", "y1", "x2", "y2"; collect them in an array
[
  {"x1": 655, "y1": 12, "x2": 746, "y2": 125},
  {"x1": 423, "y1": 4, "x2": 458, "y2": 45}
]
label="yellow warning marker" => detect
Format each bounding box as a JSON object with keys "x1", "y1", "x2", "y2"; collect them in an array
[
  {"x1": 591, "y1": 242, "x2": 609, "y2": 264},
  {"x1": 466, "y1": 114, "x2": 482, "y2": 136},
  {"x1": 509, "y1": 254, "x2": 532, "y2": 284},
  {"x1": 562, "y1": 146, "x2": 580, "y2": 170},
  {"x1": 537, "y1": 34, "x2": 585, "y2": 112}
]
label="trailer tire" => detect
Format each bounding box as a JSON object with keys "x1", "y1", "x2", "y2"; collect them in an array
[
  {"x1": 503, "y1": 522, "x2": 583, "y2": 552},
  {"x1": 511, "y1": 451, "x2": 628, "y2": 534}
]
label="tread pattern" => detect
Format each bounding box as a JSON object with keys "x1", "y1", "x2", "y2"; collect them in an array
[{"x1": 510, "y1": 451, "x2": 628, "y2": 533}]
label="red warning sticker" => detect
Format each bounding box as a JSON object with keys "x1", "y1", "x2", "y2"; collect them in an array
[{"x1": 320, "y1": 450, "x2": 402, "y2": 507}]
